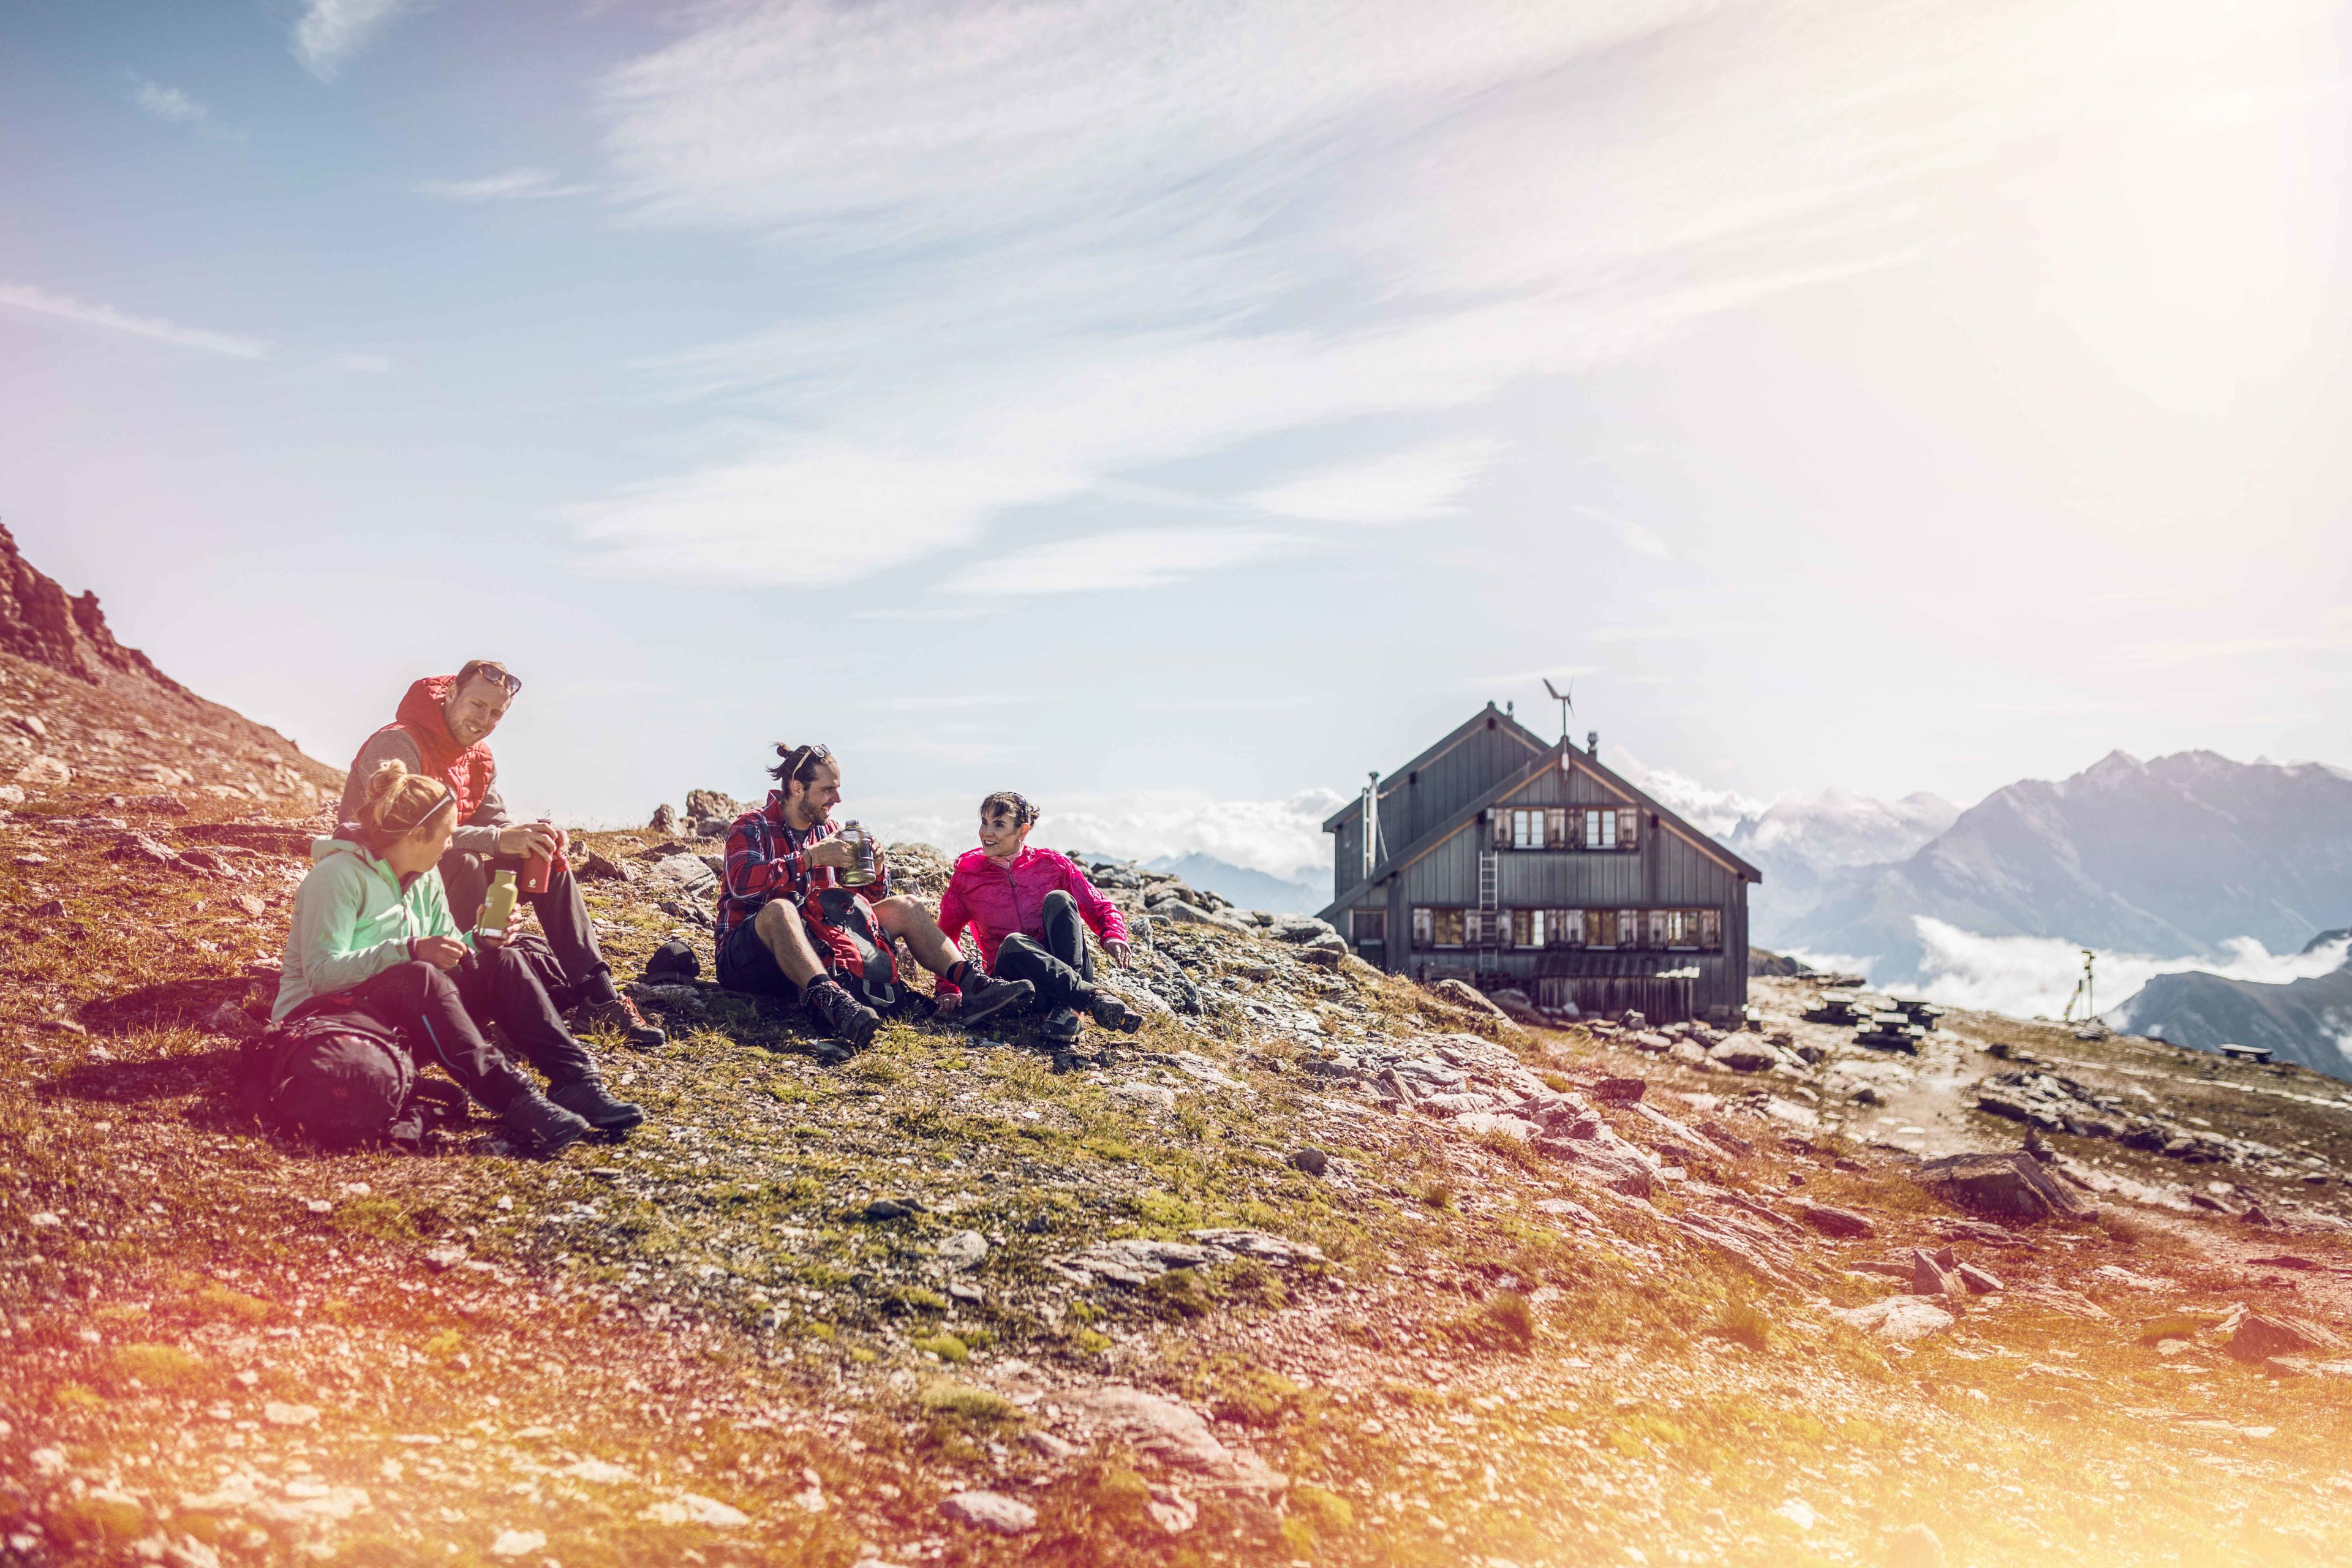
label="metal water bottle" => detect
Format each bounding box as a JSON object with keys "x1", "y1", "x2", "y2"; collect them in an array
[{"x1": 841, "y1": 821, "x2": 876, "y2": 887}]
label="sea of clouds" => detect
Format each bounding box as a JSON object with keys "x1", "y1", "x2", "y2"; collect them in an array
[{"x1": 1789, "y1": 918, "x2": 2352, "y2": 1023}]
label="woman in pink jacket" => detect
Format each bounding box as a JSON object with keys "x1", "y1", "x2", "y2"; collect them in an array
[{"x1": 935, "y1": 791, "x2": 1145, "y2": 1050}]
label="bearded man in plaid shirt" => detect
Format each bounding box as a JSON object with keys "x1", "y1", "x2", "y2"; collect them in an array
[{"x1": 714, "y1": 743, "x2": 1034, "y2": 1056}]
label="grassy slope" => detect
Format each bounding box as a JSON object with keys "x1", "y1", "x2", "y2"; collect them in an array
[{"x1": 1, "y1": 799, "x2": 2349, "y2": 1567}]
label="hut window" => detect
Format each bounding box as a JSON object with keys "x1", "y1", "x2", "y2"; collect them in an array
[
  {"x1": 1581, "y1": 808, "x2": 1616, "y2": 850},
  {"x1": 1548, "y1": 908, "x2": 1583, "y2": 946},
  {"x1": 1415, "y1": 907, "x2": 1466, "y2": 948},
  {"x1": 1412, "y1": 907, "x2": 1433, "y2": 947},
  {"x1": 1512, "y1": 909, "x2": 1546, "y2": 948},
  {"x1": 1545, "y1": 807, "x2": 1568, "y2": 845},
  {"x1": 1648, "y1": 909, "x2": 1724, "y2": 951},
  {"x1": 1510, "y1": 808, "x2": 1547, "y2": 849},
  {"x1": 1352, "y1": 908, "x2": 1387, "y2": 944}
]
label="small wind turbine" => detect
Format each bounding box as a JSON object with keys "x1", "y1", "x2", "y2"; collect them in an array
[{"x1": 1543, "y1": 677, "x2": 1575, "y2": 744}]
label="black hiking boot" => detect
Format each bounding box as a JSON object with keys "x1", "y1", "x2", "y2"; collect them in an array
[
  {"x1": 573, "y1": 991, "x2": 667, "y2": 1050},
  {"x1": 1041, "y1": 1005, "x2": 1084, "y2": 1046},
  {"x1": 1088, "y1": 989, "x2": 1145, "y2": 1034},
  {"x1": 549, "y1": 1077, "x2": 646, "y2": 1134},
  {"x1": 499, "y1": 1091, "x2": 595, "y2": 1156},
  {"x1": 956, "y1": 971, "x2": 1036, "y2": 1029},
  {"x1": 804, "y1": 978, "x2": 881, "y2": 1057}
]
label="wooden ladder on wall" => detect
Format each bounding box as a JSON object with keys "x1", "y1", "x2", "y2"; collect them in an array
[{"x1": 1475, "y1": 849, "x2": 1499, "y2": 951}]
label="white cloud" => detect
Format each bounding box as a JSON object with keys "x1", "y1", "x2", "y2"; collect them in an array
[
  {"x1": 1609, "y1": 750, "x2": 1770, "y2": 836},
  {"x1": 130, "y1": 77, "x2": 208, "y2": 126},
  {"x1": 1247, "y1": 437, "x2": 1504, "y2": 526},
  {"x1": 293, "y1": 0, "x2": 410, "y2": 81},
  {"x1": 1574, "y1": 504, "x2": 1672, "y2": 559},
  {"x1": 1905, "y1": 918, "x2": 2351, "y2": 1022},
  {"x1": 0, "y1": 281, "x2": 268, "y2": 360},
  {"x1": 941, "y1": 527, "x2": 1302, "y2": 597},
  {"x1": 870, "y1": 786, "x2": 1349, "y2": 883},
  {"x1": 566, "y1": 0, "x2": 2339, "y2": 597},
  {"x1": 415, "y1": 168, "x2": 590, "y2": 202}
]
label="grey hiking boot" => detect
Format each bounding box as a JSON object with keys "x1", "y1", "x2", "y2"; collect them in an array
[
  {"x1": 1041, "y1": 1005, "x2": 1084, "y2": 1045},
  {"x1": 1088, "y1": 989, "x2": 1145, "y2": 1034},
  {"x1": 956, "y1": 971, "x2": 1036, "y2": 1028},
  {"x1": 549, "y1": 1077, "x2": 645, "y2": 1134},
  {"x1": 500, "y1": 1091, "x2": 594, "y2": 1156},
  {"x1": 804, "y1": 978, "x2": 881, "y2": 1057}
]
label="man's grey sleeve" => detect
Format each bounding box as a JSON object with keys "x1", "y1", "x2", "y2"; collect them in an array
[
  {"x1": 337, "y1": 731, "x2": 424, "y2": 827},
  {"x1": 454, "y1": 776, "x2": 510, "y2": 857}
]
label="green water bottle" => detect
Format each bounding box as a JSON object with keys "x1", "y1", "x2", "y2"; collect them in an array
[{"x1": 479, "y1": 869, "x2": 519, "y2": 940}]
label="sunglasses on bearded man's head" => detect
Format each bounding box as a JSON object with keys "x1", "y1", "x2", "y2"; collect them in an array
[{"x1": 472, "y1": 665, "x2": 522, "y2": 698}]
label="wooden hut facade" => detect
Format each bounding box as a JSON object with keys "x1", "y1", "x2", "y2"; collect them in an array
[{"x1": 1318, "y1": 704, "x2": 1761, "y2": 1023}]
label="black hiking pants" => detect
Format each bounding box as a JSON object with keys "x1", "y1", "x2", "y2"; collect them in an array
[
  {"x1": 299, "y1": 948, "x2": 597, "y2": 1115},
  {"x1": 989, "y1": 889, "x2": 1097, "y2": 1013},
  {"x1": 438, "y1": 850, "x2": 619, "y2": 1009}
]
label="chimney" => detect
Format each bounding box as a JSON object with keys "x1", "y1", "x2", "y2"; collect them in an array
[{"x1": 1587, "y1": 730, "x2": 1599, "y2": 756}]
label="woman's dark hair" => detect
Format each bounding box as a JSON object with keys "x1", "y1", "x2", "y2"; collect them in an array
[
  {"x1": 768, "y1": 743, "x2": 834, "y2": 791},
  {"x1": 979, "y1": 790, "x2": 1036, "y2": 827}
]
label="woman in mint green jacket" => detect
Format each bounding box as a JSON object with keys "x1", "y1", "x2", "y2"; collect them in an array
[{"x1": 274, "y1": 760, "x2": 642, "y2": 1152}]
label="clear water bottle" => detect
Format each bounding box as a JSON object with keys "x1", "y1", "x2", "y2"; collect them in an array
[{"x1": 840, "y1": 821, "x2": 877, "y2": 886}]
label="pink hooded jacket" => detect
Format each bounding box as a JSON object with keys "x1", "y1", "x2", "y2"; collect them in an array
[{"x1": 935, "y1": 846, "x2": 1129, "y2": 992}]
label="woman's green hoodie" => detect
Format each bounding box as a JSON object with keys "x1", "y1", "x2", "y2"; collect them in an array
[{"x1": 273, "y1": 837, "x2": 470, "y2": 1020}]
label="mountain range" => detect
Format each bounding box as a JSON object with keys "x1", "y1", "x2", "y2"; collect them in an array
[
  {"x1": 1763, "y1": 750, "x2": 2352, "y2": 980},
  {"x1": 2114, "y1": 930, "x2": 2352, "y2": 1076}
]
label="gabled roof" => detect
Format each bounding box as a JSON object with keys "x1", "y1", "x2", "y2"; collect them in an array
[
  {"x1": 1319, "y1": 731, "x2": 1762, "y2": 922},
  {"x1": 1321, "y1": 702, "x2": 1552, "y2": 832}
]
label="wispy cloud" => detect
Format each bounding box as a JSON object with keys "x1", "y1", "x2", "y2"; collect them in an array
[
  {"x1": 942, "y1": 527, "x2": 1303, "y2": 597},
  {"x1": 415, "y1": 168, "x2": 591, "y2": 202},
  {"x1": 293, "y1": 0, "x2": 410, "y2": 81},
  {"x1": 565, "y1": 0, "x2": 2309, "y2": 598},
  {"x1": 0, "y1": 281, "x2": 268, "y2": 359},
  {"x1": 1247, "y1": 437, "x2": 1504, "y2": 526},
  {"x1": 130, "y1": 75, "x2": 208, "y2": 126},
  {"x1": 1574, "y1": 503, "x2": 1672, "y2": 559}
]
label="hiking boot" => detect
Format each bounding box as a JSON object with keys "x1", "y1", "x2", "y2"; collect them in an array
[
  {"x1": 1088, "y1": 989, "x2": 1145, "y2": 1034},
  {"x1": 1041, "y1": 1005, "x2": 1084, "y2": 1045},
  {"x1": 573, "y1": 991, "x2": 666, "y2": 1050},
  {"x1": 804, "y1": 978, "x2": 881, "y2": 1056},
  {"x1": 549, "y1": 1077, "x2": 646, "y2": 1134},
  {"x1": 956, "y1": 971, "x2": 1036, "y2": 1029},
  {"x1": 500, "y1": 1091, "x2": 594, "y2": 1156}
]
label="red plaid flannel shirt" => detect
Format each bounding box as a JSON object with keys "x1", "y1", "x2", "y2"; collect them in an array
[{"x1": 716, "y1": 793, "x2": 891, "y2": 940}]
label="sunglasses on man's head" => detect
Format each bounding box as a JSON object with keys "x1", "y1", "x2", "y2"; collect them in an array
[
  {"x1": 473, "y1": 666, "x2": 522, "y2": 698},
  {"x1": 784, "y1": 744, "x2": 834, "y2": 780}
]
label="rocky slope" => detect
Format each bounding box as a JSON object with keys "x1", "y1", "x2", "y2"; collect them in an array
[
  {"x1": 0, "y1": 524, "x2": 337, "y2": 809},
  {"x1": 2, "y1": 778, "x2": 2351, "y2": 1566},
  {"x1": 1778, "y1": 750, "x2": 2352, "y2": 980}
]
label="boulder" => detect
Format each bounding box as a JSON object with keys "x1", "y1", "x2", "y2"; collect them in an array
[
  {"x1": 1913, "y1": 1149, "x2": 2097, "y2": 1224},
  {"x1": 935, "y1": 1230, "x2": 989, "y2": 1270},
  {"x1": 1828, "y1": 1297, "x2": 1955, "y2": 1343},
  {"x1": 648, "y1": 804, "x2": 679, "y2": 833},
  {"x1": 1907, "y1": 1249, "x2": 1961, "y2": 1297},
  {"x1": 2226, "y1": 1312, "x2": 2346, "y2": 1363},
  {"x1": 1955, "y1": 1262, "x2": 2003, "y2": 1294},
  {"x1": 684, "y1": 788, "x2": 743, "y2": 824},
  {"x1": 1799, "y1": 1204, "x2": 1875, "y2": 1239},
  {"x1": 1427, "y1": 978, "x2": 1506, "y2": 1019},
  {"x1": 1287, "y1": 1147, "x2": 1330, "y2": 1178},
  {"x1": 1069, "y1": 1385, "x2": 1284, "y2": 1491},
  {"x1": 1591, "y1": 1077, "x2": 1647, "y2": 1104},
  {"x1": 941, "y1": 1491, "x2": 1038, "y2": 1535},
  {"x1": 1708, "y1": 1039, "x2": 1777, "y2": 1073},
  {"x1": 1269, "y1": 916, "x2": 1340, "y2": 944},
  {"x1": 1488, "y1": 987, "x2": 1546, "y2": 1025},
  {"x1": 1534, "y1": 1126, "x2": 1657, "y2": 1197}
]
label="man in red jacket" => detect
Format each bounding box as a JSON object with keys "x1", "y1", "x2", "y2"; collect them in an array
[
  {"x1": 339, "y1": 660, "x2": 663, "y2": 1049},
  {"x1": 936, "y1": 791, "x2": 1146, "y2": 1052}
]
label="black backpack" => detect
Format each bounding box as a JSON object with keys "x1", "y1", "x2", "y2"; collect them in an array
[{"x1": 239, "y1": 1014, "x2": 454, "y2": 1149}]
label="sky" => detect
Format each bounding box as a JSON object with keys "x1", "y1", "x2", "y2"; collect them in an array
[{"x1": 4, "y1": 0, "x2": 2350, "y2": 886}]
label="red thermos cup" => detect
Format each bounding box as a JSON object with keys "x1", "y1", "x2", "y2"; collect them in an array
[{"x1": 521, "y1": 818, "x2": 557, "y2": 894}]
